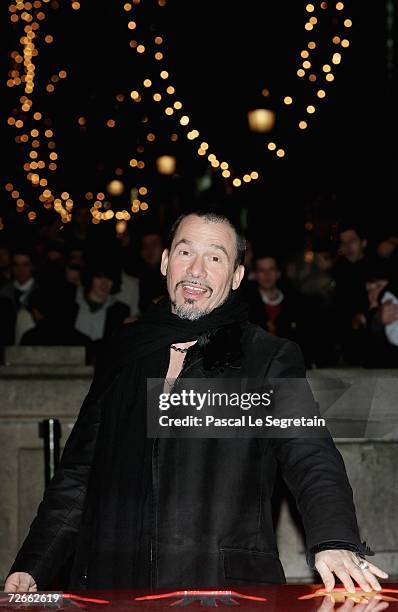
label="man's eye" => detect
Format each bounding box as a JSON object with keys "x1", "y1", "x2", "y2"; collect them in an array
[
  {"x1": 179, "y1": 250, "x2": 190, "y2": 255},
  {"x1": 211, "y1": 256, "x2": 220, "y2": 262}
]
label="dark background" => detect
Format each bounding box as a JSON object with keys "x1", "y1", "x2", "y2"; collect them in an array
[{"x1": 2, "y1": 0, "x2": 397, "y2": 252}]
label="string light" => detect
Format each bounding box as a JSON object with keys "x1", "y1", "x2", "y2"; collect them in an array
[
  {"x1": 119, "y1": 0, "x2": 352, "y2": 186},
  {"x1": 6, "y1": 0, "x2": 149, "y2": 228},
  {"x1": 5, "y1": 0, "x2": 353, "y2": 231}
]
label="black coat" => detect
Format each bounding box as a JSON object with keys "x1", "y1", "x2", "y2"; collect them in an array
[{"x1": 9, "y1": 321, "x2": 365, "y2": 589}]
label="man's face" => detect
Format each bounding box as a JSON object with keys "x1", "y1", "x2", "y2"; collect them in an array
[
  {"x1": 66, "y1": 264, "x2": 81, "y2": 286},
  {"x1": 12, "y1": 255, "x2": 34, "y2": 285},
  {"x1": 160, "y1": 215, "x2": 244, "y2": 320},
  {"x1": 141, "y1": 233, "x2": 163, "y2": 266},
  {"x1": 366, "y1": 279, "x2": 388, "y2": 303},
  {"x1": 315, "y1": 251, "x2": 333, "y2": 271},
  {"x1": 254, "y1": 258, "x2": 280, "y2": 291},
  {"x1": 91, "y1": 274, "x2": 113, "y2": 300},
  {"x1": 46, "y1": 250, "x2": 65, "y2": 265},
  {"x1": 69, "y1": 249, "x2": 84, "y2": 267},
  {"x1": 340, "y1": 230, "x2": 367, "y2": 263}
]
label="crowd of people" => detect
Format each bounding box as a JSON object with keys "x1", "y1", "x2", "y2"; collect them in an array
[{"x1": 1, "y1": 210, "x2": 398, "y2": 369}]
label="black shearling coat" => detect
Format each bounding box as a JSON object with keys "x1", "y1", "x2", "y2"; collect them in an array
[{"x1": 8, "y1": 321, "x2": 366, "y2": 590}]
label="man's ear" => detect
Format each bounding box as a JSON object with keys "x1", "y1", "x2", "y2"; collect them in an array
[
  {"x1": 232, "y1": 264, "x2": 245, "y2": 290},
  {"x1": 160, "y1": 248, "x2": 169, "y2": 277}
]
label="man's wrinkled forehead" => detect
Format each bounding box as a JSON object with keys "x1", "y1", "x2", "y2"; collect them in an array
[{"x1": 171, "y1": 217, "x2": 236, "y2": 261}]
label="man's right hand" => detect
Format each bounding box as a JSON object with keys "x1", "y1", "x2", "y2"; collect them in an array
[{"x1": 4, "y1": 572, "x2": 37, "y2": 593}]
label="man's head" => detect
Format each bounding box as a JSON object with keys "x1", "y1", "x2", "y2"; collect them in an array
[
  {"x1": 90, "y1": 274, "x2": 114, "y2": 302},
  {"x1": 315, "y1": 250, "x2": 334, "y2": 272},
  {"x1": 67, "y1": 246, "x2": 85, "y2": 267},
  {"x1": 11, "y1": 250, "x2": 35, "y2": 285},
  {"x1": 253, "y1": 256, "x2": 281, "y2": 291},
  {"x1": 65, "y1": 262, "x2": 82, "y2": 286},
  {"x1": 339, "y1": 225, "x2": 367, "y2": 263},
  {"x1": 43, "y1": 241, "x2": 66, "y2": 266},
  {"x1": 83, "y1": 264, "x2": 120, "y2": 302},
  {"x1": 160, "y1": 211, "x2": 245, "y2": 320}
]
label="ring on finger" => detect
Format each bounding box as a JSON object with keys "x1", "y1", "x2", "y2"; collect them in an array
[{"x1": 353, "y1": 555, "x2": 369, "y2": 571}]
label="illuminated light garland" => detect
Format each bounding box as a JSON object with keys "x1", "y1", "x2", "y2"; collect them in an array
[
  {"x1": 6, "y1": 1, "x2": 149, "y2": 230},
  {"x1": 266, "y1": 1, "x2": 352, "y2": 148},
  {"x1": 124, "y1": 0, "x2": 352, "y2": 186},
  {"x1": 6, "y1": 2, "x2": 79, "y2": 224},
  {"x1": 5, "y1": 0, "x2": 353, "y2": 231}
]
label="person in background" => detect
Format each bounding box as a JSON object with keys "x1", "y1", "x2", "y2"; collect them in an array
[
  {"x1": 21, "y1": 288, "x2": 92, "y2": 357},
  {"x1": 376, "y1": 235, "x2": 398, "y2": 261},
  {"x1": 244, "y1": 255, "x2": 310, "y2": 364},
  {"x1": 0, "y1": 296, "x2": 16, "y2": 346},
  {"x1": 136, "y1": 231, "x2": 166, "y2": 312},
  {"x1": 0, "y1": 243, "x2": 11, "y2": 288},
  {"x1": 65, "y1": 260, "x2": 83, "y2": 289},
  {"x1": 73, "y1": 263, "x2": 130, "y2": 361},
  {"x1": 243, "y1": 239, "x2": 255, "y2": 280},
  {"x1": 61, "y1": 204, "x2": 92, "y2": 249},
  {"x1": 333, "y1": 224, "x2": 373, "y2": 365},
  {"x1": 116, "y1": 267, "x2": 140, "y2": 320},
  {"x1": 298, "y1": 244, "x2": 339, "y2": 367},
  {"x1": 36, "y1": 241, "x2": 66, "y2": 288},
  {"x1": 0, "y1": 249, "x2": 38, "y2": 344},
  {"x1": 67, "y1": 245, "x2": 86, "y2": 269},
  {"x1": 376, "y1": 234, "x2": 398, "y2": 281},
  {"x1": 359, "y1": 267, "x2": 398, "y2": 367}
]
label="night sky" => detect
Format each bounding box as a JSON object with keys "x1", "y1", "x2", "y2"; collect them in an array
[{"x1": 2, "y1": 0, "x2": 397, "y2": 253}]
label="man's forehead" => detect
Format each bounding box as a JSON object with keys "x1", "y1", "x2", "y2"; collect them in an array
[
  {"x1": 173, "y1": 218, "x2": 234, "y2": 249},
  {"x1": 257, "y1": 258, "x2": 277, "y2": 267},
  {"x1": 341, "y1": 230, "x2": 359, "y2": 240}
]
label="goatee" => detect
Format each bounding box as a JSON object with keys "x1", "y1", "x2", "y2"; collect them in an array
[{"x1": 171, "y1": 298, "x2": 211, "y2": 321}]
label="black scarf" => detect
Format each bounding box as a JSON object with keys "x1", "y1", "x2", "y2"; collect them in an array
[{"x1": 75, "y1": 290, "x2": 248, "y2": 588}]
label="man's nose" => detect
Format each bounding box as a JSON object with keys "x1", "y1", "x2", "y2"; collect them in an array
[{"x1": 186, "y1": 255, "x2": 207, "y2": 277}]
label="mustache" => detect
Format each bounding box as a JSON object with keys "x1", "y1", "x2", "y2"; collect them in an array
[{"x1": 176, "y1": 280, "x2": 212, "y2": 293}]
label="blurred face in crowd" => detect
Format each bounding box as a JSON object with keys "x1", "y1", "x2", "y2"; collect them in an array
[
  {"x1": 90, "y1": 274, "x2": 113, "y2": 302},
  {"x1": 45, "y1": 249, "x2": 65, "y2": 265},
  {"x1": 12, "y1": 254, "x2": 34, "y2": 285},
  {"x1": 315, "y1": 250, "x2": 334, "y2": 271},
  {"x1": 366, "y1": 278, "x2": 388, "y2": 308},
  {"x1": 66, "y1": 264, "x2": 81, "y2": 286},
  {"x1": 254, "y1": 257, "x2": 281, "y2": 291},
  {"x1": 69, "y1": 249, "x2": 85, "y2": 267},
  {"x1": 141, "y1": 233, "x2": 163, "y2": 266},
  {"x1": 377, "y1": 238, "x2": 397, "y2": 259},
  {"x1": 339, "y1": 229, "x2": 367, "y2": 263},
  {"x1": 160, "y1": 215, "x2": 244, "y2": 320}
]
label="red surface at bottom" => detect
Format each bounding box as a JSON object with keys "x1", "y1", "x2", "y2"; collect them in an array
[{"x1": 3, "y1": 584, "x2": 398, "y2": 611}]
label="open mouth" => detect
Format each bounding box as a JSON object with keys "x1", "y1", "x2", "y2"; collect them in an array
[{"x1": 180, "y1": 283, "x2": 209, "y2": 299}]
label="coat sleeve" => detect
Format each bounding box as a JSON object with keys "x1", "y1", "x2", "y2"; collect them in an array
[
  {"x1": 7, "y1": 383, "x2": 103, "y2": 588},
  {"x1": 267, "y1": 339, "x2": 371, "y2": 555}
]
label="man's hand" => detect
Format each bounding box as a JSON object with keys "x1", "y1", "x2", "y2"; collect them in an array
[
  {"x1": 4, "y1": 572, "x2": 37, "y2": 593},
  {"x1": 318, "y1": 595, "x2": 389, "y2": 611},
  {"x1": 315, "y1": 550, "x2": 389, "y2": 594}
]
